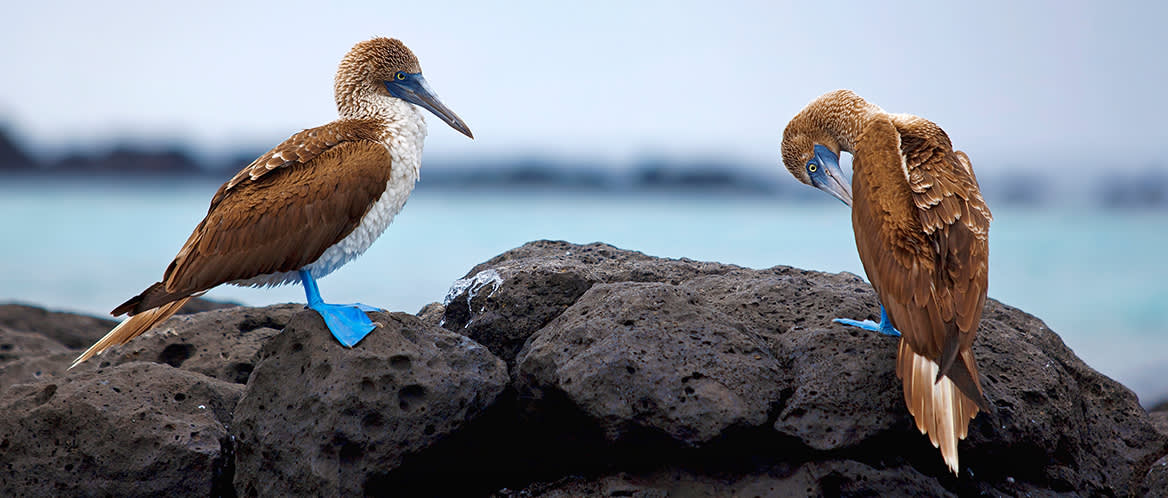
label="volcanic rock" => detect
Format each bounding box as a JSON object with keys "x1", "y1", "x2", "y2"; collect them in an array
[
  {"x1": 0, "y1": 362, "x2": 241, "y2": 496},
  {"x1": 445, "y1": 240, "x2": 1168, "y2": 495},
  {"x1": 0, "y1": 241, "x2": 1164, "y2": 496},
  {"x1": 232, "y1": 310, "x2": 508, "y2": 496}
]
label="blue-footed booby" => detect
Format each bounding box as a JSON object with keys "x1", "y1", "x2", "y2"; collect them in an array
[
  {"x1": 780, "y1": 89, "x2": 992, "y2": 474},
  {"x1": 72, "y1": 37, "x2": 473, "y2": 367}
]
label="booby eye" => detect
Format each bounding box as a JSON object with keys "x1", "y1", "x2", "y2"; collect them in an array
[
  {"x1": 807, "y1": 163, "x2": 818, "y2": 173},
  {"x1": 395, "y1": 72, "x2": 406, "y2": 81}
]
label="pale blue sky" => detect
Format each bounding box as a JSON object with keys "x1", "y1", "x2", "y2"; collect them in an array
[{"x1": 1, "y1": 0, "x2": 1165, "y2": 171}]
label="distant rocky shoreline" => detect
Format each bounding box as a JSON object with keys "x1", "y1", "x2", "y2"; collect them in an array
[
  {"x1": 2, "y1": 241, "x2": 1166, "y2": 496},
  {"x1": 3, "y1": 126, "x2": 1167, "y2": 206}
]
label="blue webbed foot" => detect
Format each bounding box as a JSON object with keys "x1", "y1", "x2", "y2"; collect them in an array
[
  {"x1": 833, "y1": 317, "x2": 883, "y2": 331},
  {"x1": 298, "y1": 270, "x2": 380, "y2": 347},
  {"x1": 833, "y1": 305, "x2": 902, "y2": 337},
  {"x1": 308, "y1": 302, "x2": 377, "y2": 347}
]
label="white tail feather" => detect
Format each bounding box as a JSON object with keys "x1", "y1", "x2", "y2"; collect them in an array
[{"x1": 898, "y1": 339, "x2": 980, "y2": 475}]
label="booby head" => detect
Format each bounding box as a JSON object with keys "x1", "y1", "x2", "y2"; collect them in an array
[
  {"x1": 335, "y1": 37, "x2": 474, "y2": 138},
  {"x1": 781, "y1": 126, "x2": 852, "y2": 206}
]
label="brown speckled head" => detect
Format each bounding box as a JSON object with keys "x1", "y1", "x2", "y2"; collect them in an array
[
  {"x1": 335, "y1": 38, "x2": 421, "y2": 106},
  {"x1": 777, "y1": 91, "x2": 861, "y2": 206},
  {"x1": 343, "y1": 38, "x2": 421, "y2": 81},
  {"x1": 781, "y1": 124, "x2": 838, "y2": 186},
  {"x1": 780, "y1": 90, "x2": 866, "y2": 186},
  {"x1": 333, "y1": 37, "x2": 473, "y2": 138}
]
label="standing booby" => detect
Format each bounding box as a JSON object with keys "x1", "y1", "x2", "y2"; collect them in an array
[
  {"x1": 72, "y1": 37, "x2": 473, "y2": 367},
  {"x1": 779, "y1": 90, "x2": 992, "y2": 474}
]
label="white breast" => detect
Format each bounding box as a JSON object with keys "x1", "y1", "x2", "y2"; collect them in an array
[{"x1": 231, "y1": 99, "x2": 427, "y2": 289}]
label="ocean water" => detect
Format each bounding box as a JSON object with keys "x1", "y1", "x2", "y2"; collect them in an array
[{"x1": 1, "y1": 177, "x2": 1165, "y2": 404}]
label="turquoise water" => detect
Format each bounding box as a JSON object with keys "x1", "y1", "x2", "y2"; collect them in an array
[{"x1": 1, "y1": 178, "x2": 1165, "y2": 404}]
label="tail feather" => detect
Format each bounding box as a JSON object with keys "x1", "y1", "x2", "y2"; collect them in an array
[
  {"x1": 70, "y1": 297, "x2": 192, "y2": 368},
  {"x1": 897, "y1": 339, "x2": 981, "y2": 474},
  {"x1": 111, "y1": 281, "x2": 186, "y2": 316}
]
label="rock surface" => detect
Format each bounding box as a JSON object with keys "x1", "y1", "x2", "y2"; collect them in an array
[
  {"x1": 1148, "y1": 455, "x2": 1168, "y2": 497},
  {"x1": 516, "y1": 281, "x2": 788, "y2": 445},
  {"x1": 81, "y1": 303, "x2": 301, "y2": 384},
  {"x1": 1152, "y1": 410, "x2": 1168, "y2": 454},
  {"x1": 232, "y1": 310, "x2": 508, "y2": 497},
  {"x1": 0, "y1": 240, "x2": 1164, "y2": 496},
  {"x1": 0, "y1": 303, "x2": 119, "y2": 349},
  {"x1": 0, "y1": 362, "x2": 241, "y2": 497},
  {"x1": 0, "y1": 326, "x2": 76, "y2": 393},
  {"x1": 0, "y1": 298, "x2": 264, "y2": 391},
  {"x1": 442, "y1": 241, "x2": 1168, "y2": 496}
]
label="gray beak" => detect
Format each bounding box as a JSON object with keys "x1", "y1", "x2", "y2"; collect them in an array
[
  {"x1": 812, "y1": 145, "x2": 852, "y2": 206},
  {"x1": 386, "y1": 74, "x2": 474, "y2": 139}
]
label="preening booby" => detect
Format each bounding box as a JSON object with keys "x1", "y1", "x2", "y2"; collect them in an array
[
  {"x1": 780, "y1": 89, "x2": 992, "y2": 474},
  {"x1": 73, "y1": 37, "x2": 473, "y2": 367}
]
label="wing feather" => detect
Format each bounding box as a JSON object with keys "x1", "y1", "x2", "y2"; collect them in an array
[
  {"x1": 221, "y1": 118, "x2": 384, "y2": 195},
  {"x1": 850, "y1": 113, "x2": 992, "y2": 473},
  {"x1": 116, "y1": 122, "x2": 394, "y2": 315},
  {"x1": 164, "y1": 140, "x2": 393, "y2": 295}
]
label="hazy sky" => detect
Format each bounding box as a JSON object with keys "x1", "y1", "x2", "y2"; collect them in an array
[{"x1": 2, "y1": 0, "x2": 1165, "y2": 171}]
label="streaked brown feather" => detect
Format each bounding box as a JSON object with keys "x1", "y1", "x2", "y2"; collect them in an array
[
  {"x1": 111, "y1": 121, "x2": 394, "y2": 316},
  {"x1": 164, "y1": 138, "x2": 393, "y2": 299},
  {"x1": 852, "y1": 111, "x2": 991, "y2": 473},
  {"x1": 782, "y1": 90, "x2": 992, "y2": 474},
  {"x1": 222, "y1": 118, "x2": 385, "y2": 194}
]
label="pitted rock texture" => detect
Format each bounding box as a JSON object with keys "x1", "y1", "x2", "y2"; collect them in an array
[
  {"x1": 0, "y1": 299, "x2": 256, "y2": 389},
  {"x1": 0, "y1": 327, "x2": 77, "y2": 391},
  {"x1": 517, "y1": 281, "x2": 787, "y2": 445},
  {"x1": 0, "y1": 298, "x2": 234, "y2": 352},
  {"x1": 494, "y1": 461, "x2": 953, "y2": 498},
  {"x1": 79, "y1": 303, "x2": 300, "y2": 384},
  {"x1": 0, "y1": 241, "x2": 1164, "y2": 496},
  {"x1": 440, "y1": 241, "x2": 757, "y2": 365},
  {"x1": 1153, "y1": 411, "x2": 1168, "y2": 438},
  {"x1": 445, "y1": 240, "x2": 1168, "y2": 496},
  {"x1": 1147, "y1": 455, "x2": 1168, "y2": 497},
  {"x1": 232, "y1": 310, "x2": 508, "y2": 497},
  {"x1": 0, "y1": 361, "x2": 241, "y2": 497}
]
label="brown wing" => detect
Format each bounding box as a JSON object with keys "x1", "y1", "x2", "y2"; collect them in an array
[
  {"x1": 113, "y1": 137, "x2": 393, "y2": 315},
  {"x1": 894, "y1": 115, "x2": 991, "y2": 381},
  {"x1": 221, "y1": 118, "x2": 385, "y2": 195},
  {"x1": 850, "y1": 114, "x2": 991, "y2": 473},
  {"x1": 850, "y1": 115, "x2": 991, "y2": 407}
]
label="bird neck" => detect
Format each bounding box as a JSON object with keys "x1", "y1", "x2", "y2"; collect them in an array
[
  {"x1": 333, "y1": 85, "x2": 429, "y2": 159},
  {"x1": 336, "y1": 83, "x2": 423, "y2": 121},
  {"x1": 802, "y1": 90, "x2": 885, "y2": 155}
]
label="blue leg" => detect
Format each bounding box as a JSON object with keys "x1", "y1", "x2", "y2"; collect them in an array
[
  {"x1": 299, "y1": 270, "x2": 381, "y2": 347},
  {"x1": 833, "y1": 305, "x2": 902, "y2": 337}
]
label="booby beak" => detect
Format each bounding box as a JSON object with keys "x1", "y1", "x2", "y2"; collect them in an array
[
  {"x1": 811, "y1": 144, "x2": 852, "y2": 206},
  {"x1": 386, "y1": 74, "x2": 474, "y2": 139}
]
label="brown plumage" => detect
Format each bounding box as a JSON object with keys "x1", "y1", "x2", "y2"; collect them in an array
[
  {"x1": 73, "y1": 37, "x2": 472, "y2": 367},
  {"x1": 114, "y1": 126, "x2": 393, "y2": 316},
  {"x1": 780, "y1": 90, "x2": 992, "y2": 474}
]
